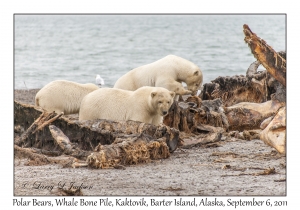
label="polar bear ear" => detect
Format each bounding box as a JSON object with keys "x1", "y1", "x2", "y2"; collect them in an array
[
  {"x1": 169, "y1": 91, "x2": 175, "y2": 98},
  {"x1": 194, "y1": 70, "x2": 199, "y2": 75},
  {"x1": 151, "y1": 92, "x2": 157, "y2": 98}
]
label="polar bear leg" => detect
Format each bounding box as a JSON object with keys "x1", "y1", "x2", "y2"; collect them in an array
[
  {"x1": 151, "y1": 115, "x2": 163, "y2": 126},
  {"x1": 174, "y1": 85, "x2": 192, "y2": 96},
  {"x1": 157, "y1": 80, "x2": 192, "y2": 96}
]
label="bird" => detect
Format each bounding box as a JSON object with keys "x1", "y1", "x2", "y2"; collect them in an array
[{"x1": 95, "y1": 74, "x2": 105, "y2": 87}]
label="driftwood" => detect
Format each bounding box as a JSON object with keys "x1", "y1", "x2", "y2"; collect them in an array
[
  {"x1": 200, "y1": 54, "x2": 286, "y2": 107},
  {"x1": 200, "y1": 74, "x2": 268, "y2": 107},
  {"x1": 14, "y1": 100, "x2": 181, "y2": 168},
  {"x1": 228, "y1": 129, "x2": 261, "y2": 141},
  {"x1": 200, "y1": 25, "x2": 286, "y2": 107},
  {"x1": 14, "y1": 99, "x2": 231, "y2": 168},
  {"x1": 49, "y1": 125, "x2": 91, "y2": 159},
  {"x1": 49, "y1": 124, "x2": 170, "y2": 169},
  {"x1": 163, "y1": 96, "x2": 227, "y2": 147},
  {"x1": 164, "y1": 95, "x2": 285, "y2": 133},
  {"x1": 15, "y1": 111, "x2": 63, "y2": 146},
  {"x1": 14, "y1": 101, "x2": 179, "y2": 154},
  {"x1": 14, "y1": 144, "x2": 79, "y2": 167},
  {"x1": 164, "y1": 97, "x2": 228, "y2": 132},
  {"x1": 49, "y1": 125, "x2": 74, "y2": 154},
  {"x1": 164, "y1": 24, "x2": 286, "y2": 154},
  {"x1": 260, "y1": 107, "x2": 286, "y2": 154},
  {"x1": 243, "y1": 24, "x2": 286, "y2": 86},
  {"x1": 225, "y1": 99, "x2": 285, "y2": 131},
  {"x1": 87, "y1": 135, "x2": 170, "y2": 169},
  {"x1": 179, "y1": 126, "x2": 224, "y2": 149}
]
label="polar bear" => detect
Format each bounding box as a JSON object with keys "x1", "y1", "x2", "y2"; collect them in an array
[
  {"x1": 35, "y1": 80, "x2": 99, "y2": 115},
  {"x1": 79, "y1": 86, "x2": 175, "y2": 126},
  {"x1": 113, "y1": 55, "x2": 203, "y2": 96}
]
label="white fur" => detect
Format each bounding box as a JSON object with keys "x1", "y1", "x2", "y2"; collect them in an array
[
  {"x1": 35, "y1": 80, "x2": 99, "y2": 114},
  {"x1": 113, "y1": 55, "x2": 203, "y2": 96},
  {"x1": 79, "y1": 86, "x2": 175, "y2": 126}
]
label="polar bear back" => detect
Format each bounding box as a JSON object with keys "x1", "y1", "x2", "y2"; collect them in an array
[
  {"x1": 79, "y1": 86, "x2": 175, "y2": 125},
  {"x1": 79, "y1": 88, "x2": 133, "y2": 121},
  {"x1": 35, "y1": 80, "x2": 99, "y2": 115},
  {"x1": 113, "y1": 55, "x2": 203, "y2": 95}
]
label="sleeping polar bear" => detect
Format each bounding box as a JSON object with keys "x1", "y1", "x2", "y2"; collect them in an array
[
  {"x1": 79, "y1": 86, "x2": 175, "y2": 126},
  {"x1": 35, "y1": 80, "x2": 99, "y2": 115},
  {"x1": 113, "y1": 55, "x2": 203, "y2": 96}
]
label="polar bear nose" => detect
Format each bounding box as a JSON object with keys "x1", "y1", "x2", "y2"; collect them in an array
[{"x1": 163, "y1": 111, "x2": 168, "y2": 115}]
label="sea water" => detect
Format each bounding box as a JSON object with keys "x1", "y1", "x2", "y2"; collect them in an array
[{"x1": 14, "y1": 14, "x2": 286, "y2": 89}]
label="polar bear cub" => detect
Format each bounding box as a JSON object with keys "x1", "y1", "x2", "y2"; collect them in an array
[
  {"x1": 79, "y1": 86, "x2": 175, "y2": 126},
  {"x1": 35, "y1": 80, "x2": 99, "y2": 115},
  {"x1": 113, "y1": 55, "x2": 203, "y2": 96}
]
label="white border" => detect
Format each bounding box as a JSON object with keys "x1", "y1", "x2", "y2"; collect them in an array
[{"x1": 3, "y1": 0, "x2": 297, "y2": 209}]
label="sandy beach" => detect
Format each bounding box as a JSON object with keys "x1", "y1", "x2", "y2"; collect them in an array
[{"x1": 14, "y1": 89, "x2": 286, "y2": 196}]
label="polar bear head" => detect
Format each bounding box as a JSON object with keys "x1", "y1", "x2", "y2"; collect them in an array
[
  {"x1": 150, "y1": 89, "x2": 175, "y2": 116},
  {"x1": 185, "y1": 70, "x2": 203, "y2": 95}
]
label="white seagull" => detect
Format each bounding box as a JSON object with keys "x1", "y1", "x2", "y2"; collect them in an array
[{"x1": 95, "y1": 74, "x2": 105, "y2": 87}]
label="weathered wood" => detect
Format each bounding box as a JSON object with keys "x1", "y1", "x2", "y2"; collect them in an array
[
  {"x1": 15, "y1": 111, "x2": 63, "y2": 146},
  {"x1": 14, "y1": 101, "x2": 179, "y2": 154},
  {"x1": 260, "y1": 106, "x2": 286, "y2": 154},
  {"x1": 14, "y1": 100, "x2": 183, "y2": 168},
  {"x1": 243, "y1": 24, "x2": 286, "y2": 86},
  {"x1": 227, "y1": 130, "x2": 259, "y2": 140},
  {"x1": 15, "y1": 111, "x2": 48, "y2": 146},
  {"x1": 246, "y1": 60, "x2": 266, "y2": 80},
  {"x1": 35, "y1": 112, "x2": 64, "y2": 133},
  {"x1": 225, "y1": 100, "x2": 285, "y2": 131},
  {"x1": 260, "y1": 116, "x2": 274, "y2": 130},
  {"x1": 14, "y1": 145, "x2": 77, "y2": 167},
  {"x1": 48, "y1": 125, "x2": 171, "y2": 169},
  {"x1": 14, "y1": 102, "x2": 179, "y2": 152},
  {"x1": 180, "y1": 126, "x2": 224, "y2": 149},
  {"x1": 49, "y1": 125, "x2": 73, "y2": 154},
  {"x1": 200, "y1": 49, "x2": 285, "y2": 107},
  {"x1": 49, "y1": 125, "x2": 92, "y2": 159},
  {"x1": 200, "y1": 74, "x2": 268, "y2": 107},
  {"x1": 165, "y1": 93, "x2": 285, "y2": 133},
  {"x1": 164, "y1": 97, "x2": 228, "y2": 133},
  {"x1": 14, "y1": 145, "x2": 52, "y2": 165},
  {"x1": 163, "y1": 96, "x2": 226, "y2": 147},
  {"x1": 87, "y1": 134, "x2": 170, "y2": 169}
]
